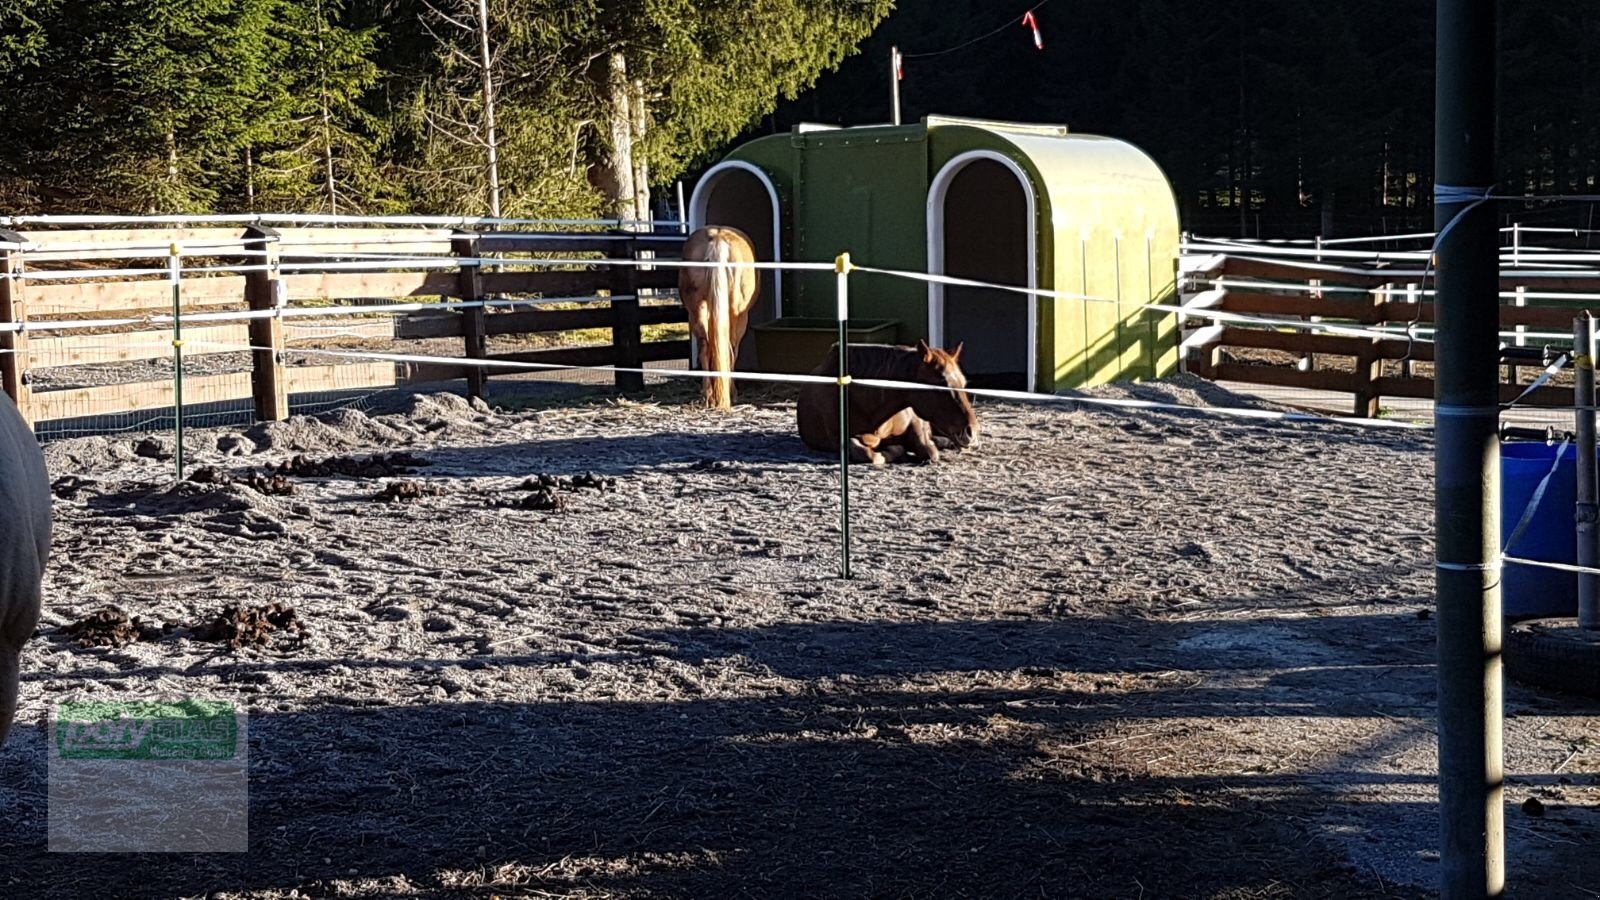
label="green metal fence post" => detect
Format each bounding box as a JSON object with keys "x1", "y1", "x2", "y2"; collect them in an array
[
  {"x1": 169, "y1": 243, "x2": 185, "y2": 482},
  {"x1": 835, "y1": 252, "x2": 853, "y2": 580}
]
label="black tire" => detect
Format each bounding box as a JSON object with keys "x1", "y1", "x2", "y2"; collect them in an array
[{"x1": 1505, "y1": 618, "x2": 1600, "y2": 697}]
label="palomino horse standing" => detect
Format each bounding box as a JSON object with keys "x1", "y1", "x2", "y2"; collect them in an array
[
  {"x1": 679, "y1": 226, "x2": 759, "y2": 408},
  {"x1": 0, "y1": 391, "x2": 49, "y2": 749},
  {"x1": 798, "y1": 340, "x2": 979, "y2": 465}
]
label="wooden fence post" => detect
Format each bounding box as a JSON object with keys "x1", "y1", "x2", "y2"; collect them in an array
[
  {"x1": 609, "y1": 235, "x2": 645, "y2": 393},
  {"x1": 1353, "y1": 284, "x2": 1388, "y2": 418},
  {"x1": 1305, "y1": 238, "x2": 1324, "y2": 374},
  {"x1": 1190, "y1": 278, "x2": 1223, "y2": 381},
  {"x1": 1187, "y1": 272, "x2": 1226, "y2": 378},
  {"x1": 244, "y1": 225, "x2": 289, "y2": 421},
  {"x1": 453, "y1": 230, "x2": 488, "y2": 400},
  {"x1": 0, "y1": 230, "x2": 30, "y2": 424}
]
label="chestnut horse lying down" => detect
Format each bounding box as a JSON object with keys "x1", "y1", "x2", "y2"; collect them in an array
[
  {"x1": 679, "y1": 225, "x2": 759, "y2": 409},
  {"x1": 797, "y1": 340, "x2": 979, "y2": 465},
  {"x1": 0, "y1": 391, "x2": 49, "y2": 749}
]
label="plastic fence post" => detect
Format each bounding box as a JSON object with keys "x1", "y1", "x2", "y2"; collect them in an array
[
  {"x1": 836, "y1": 252, "x2": 853, "y2": 580},
  {"x1": 170, "y1": 243, "x2": 185, "y2": 482}
]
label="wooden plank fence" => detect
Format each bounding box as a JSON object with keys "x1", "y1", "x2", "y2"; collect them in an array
[
  {"x1": 0, "y1": 226, "x2": 690, "y2": 429},
  {"x1": 1181, "y1": 254, "x2": 1586, "y2": 417}
]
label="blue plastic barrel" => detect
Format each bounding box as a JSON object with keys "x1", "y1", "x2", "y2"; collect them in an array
[{"x1": 1501, "y1": 441, "x2": 1583, "y2": 618}]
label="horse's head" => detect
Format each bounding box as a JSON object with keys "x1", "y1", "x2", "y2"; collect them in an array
[{"x1": 907, "y1": 339, "x2": 979, "y2": 449}]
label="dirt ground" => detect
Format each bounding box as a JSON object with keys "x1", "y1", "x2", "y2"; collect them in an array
[{"x1": 3, "y1": 375, "x2": 1599, "y2": 899}]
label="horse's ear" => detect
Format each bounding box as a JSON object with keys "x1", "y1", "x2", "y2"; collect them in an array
[
  {"x1": 916, "y1": 338, "x2": 934, "y2": 363},
  {"x1": 950, "y1": 342, "x2": 964, "y2": 362}
]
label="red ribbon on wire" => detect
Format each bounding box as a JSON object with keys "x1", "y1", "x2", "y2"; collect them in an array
[{"x1": 1022, "y1": 10, "x2": 1044, "y2": 50}]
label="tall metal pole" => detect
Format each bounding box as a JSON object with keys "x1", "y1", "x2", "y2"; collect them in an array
[
  {"x1": 169, "y1": 244, "x2": 186, "y2": 483},
  {"x1": 1434, "y1": 0, "x2": 1504, "y2": 895},
  {"x1": 836, "y1": 252, "x2": 853, "y2": 580},
  {"x1": 889, "y1": 46, "x2": 902, "y2": 126},
  {"x1": 1578, "y1": 314, "x2": 1600, "y2": 629}
]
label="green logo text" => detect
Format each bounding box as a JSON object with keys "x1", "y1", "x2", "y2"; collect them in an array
[{"x1": 55, "y1": 700, "x2": 238, "y2": 760}]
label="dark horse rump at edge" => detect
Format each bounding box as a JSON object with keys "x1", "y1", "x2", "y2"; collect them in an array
[{"x1": 797, "y1": 341, "x2": 979, "y2": 466}]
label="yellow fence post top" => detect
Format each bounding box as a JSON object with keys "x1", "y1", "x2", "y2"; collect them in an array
[{"x1": 834, "y1": 252, "x2": 854, "y2": 275}]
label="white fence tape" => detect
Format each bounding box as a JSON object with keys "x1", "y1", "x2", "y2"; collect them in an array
[{"x1": 852, "y1": 264, "x2": 1118, "y2": 304}]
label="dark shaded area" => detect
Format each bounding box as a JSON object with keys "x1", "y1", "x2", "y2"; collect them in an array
[
  {"x1": 7, "y1": 609, "x2": 1598, "y2": 897},
  {"x1": 0, "y1": 617, "x2": 1432, "y2": 899},
  {"x1": 766, "y1": 0, "x2": 1600, "y2": 239}
]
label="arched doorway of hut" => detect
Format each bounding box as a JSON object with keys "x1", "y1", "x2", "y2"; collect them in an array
[
  {"x1": 688, "y1": 162, "x2": 783, "y2": 372},
  {"x1": 927, "y1": 152, "x2": 1037, "y2": 392}
]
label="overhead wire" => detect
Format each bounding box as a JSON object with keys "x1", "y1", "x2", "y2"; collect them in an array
[{"x1": 900, "y1": 0, "x2": 1053, "y2": 61}]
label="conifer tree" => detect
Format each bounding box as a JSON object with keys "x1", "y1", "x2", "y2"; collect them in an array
[
  {"x1": 32, "y1": 0, "x2": 284, "y2": 211},
  {"x1": 249, "y1": 0, "x2": 388, "y2": 213}
]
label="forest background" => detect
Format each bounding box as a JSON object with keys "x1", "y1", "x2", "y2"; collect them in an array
[{"x1": 0, "y1": 1, "x2": 1588, "y2": 237}]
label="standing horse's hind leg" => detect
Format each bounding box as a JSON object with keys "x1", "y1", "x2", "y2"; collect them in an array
[
  {"x1": 698, "y1": 339, "x2": 724, "y2": 409},
  {"x1": 699, "y1": 366, "x2": 717, "y2": 408}
]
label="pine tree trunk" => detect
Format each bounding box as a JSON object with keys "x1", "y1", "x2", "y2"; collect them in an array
[
  {"x1": 476, "y1": 0, "x2": 501, "y2": 217},
  {"x1": 317, "y1": 0, "x2": 338, "y2": 215},
  {"x1": 630, "y1": 78, "x2": 650, "y2": 230},
  {"x1": 603, "y1": 52, "x2": 636, "y2": 224},
  {"x1": 323, "y1": 101, "x2": 338, "y2": 214},
  {"x1": 162, "y1": 129, "x2": 180, "y2": 213}
]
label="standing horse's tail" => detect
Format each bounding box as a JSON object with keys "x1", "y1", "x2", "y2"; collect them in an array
[{"x1": 705, "y1": 235, "x2": 736, "y2": 408}]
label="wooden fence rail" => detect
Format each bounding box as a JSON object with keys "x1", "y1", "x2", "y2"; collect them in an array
[
  {"x1": 1182, "y1": 255, "x2": 1583, "y2": 417},
  {"x1": 0, "y1": 226, "x2": 689, "y2": 429}
]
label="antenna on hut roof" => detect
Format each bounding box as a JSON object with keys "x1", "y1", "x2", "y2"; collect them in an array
[{"x1": 890, "y1": 45, "x2": 903, "y2": 126}]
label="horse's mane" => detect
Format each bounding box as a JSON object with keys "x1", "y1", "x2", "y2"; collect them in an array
[{"x1": 813, "y1": 343, "x2": 922, "y2": 380}]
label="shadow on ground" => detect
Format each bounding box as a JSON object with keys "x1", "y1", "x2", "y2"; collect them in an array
[
  {"x1": 0, "y1": 692, "x2": 1422, "y2": 899},
  {"x1": 13, "y1": 609, "x2": 1593, "y2": 898}
]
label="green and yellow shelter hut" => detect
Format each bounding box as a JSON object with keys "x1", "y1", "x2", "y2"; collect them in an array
[{"x1": 687, "y1": 115, "x2": 1182, "y2": 392}]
